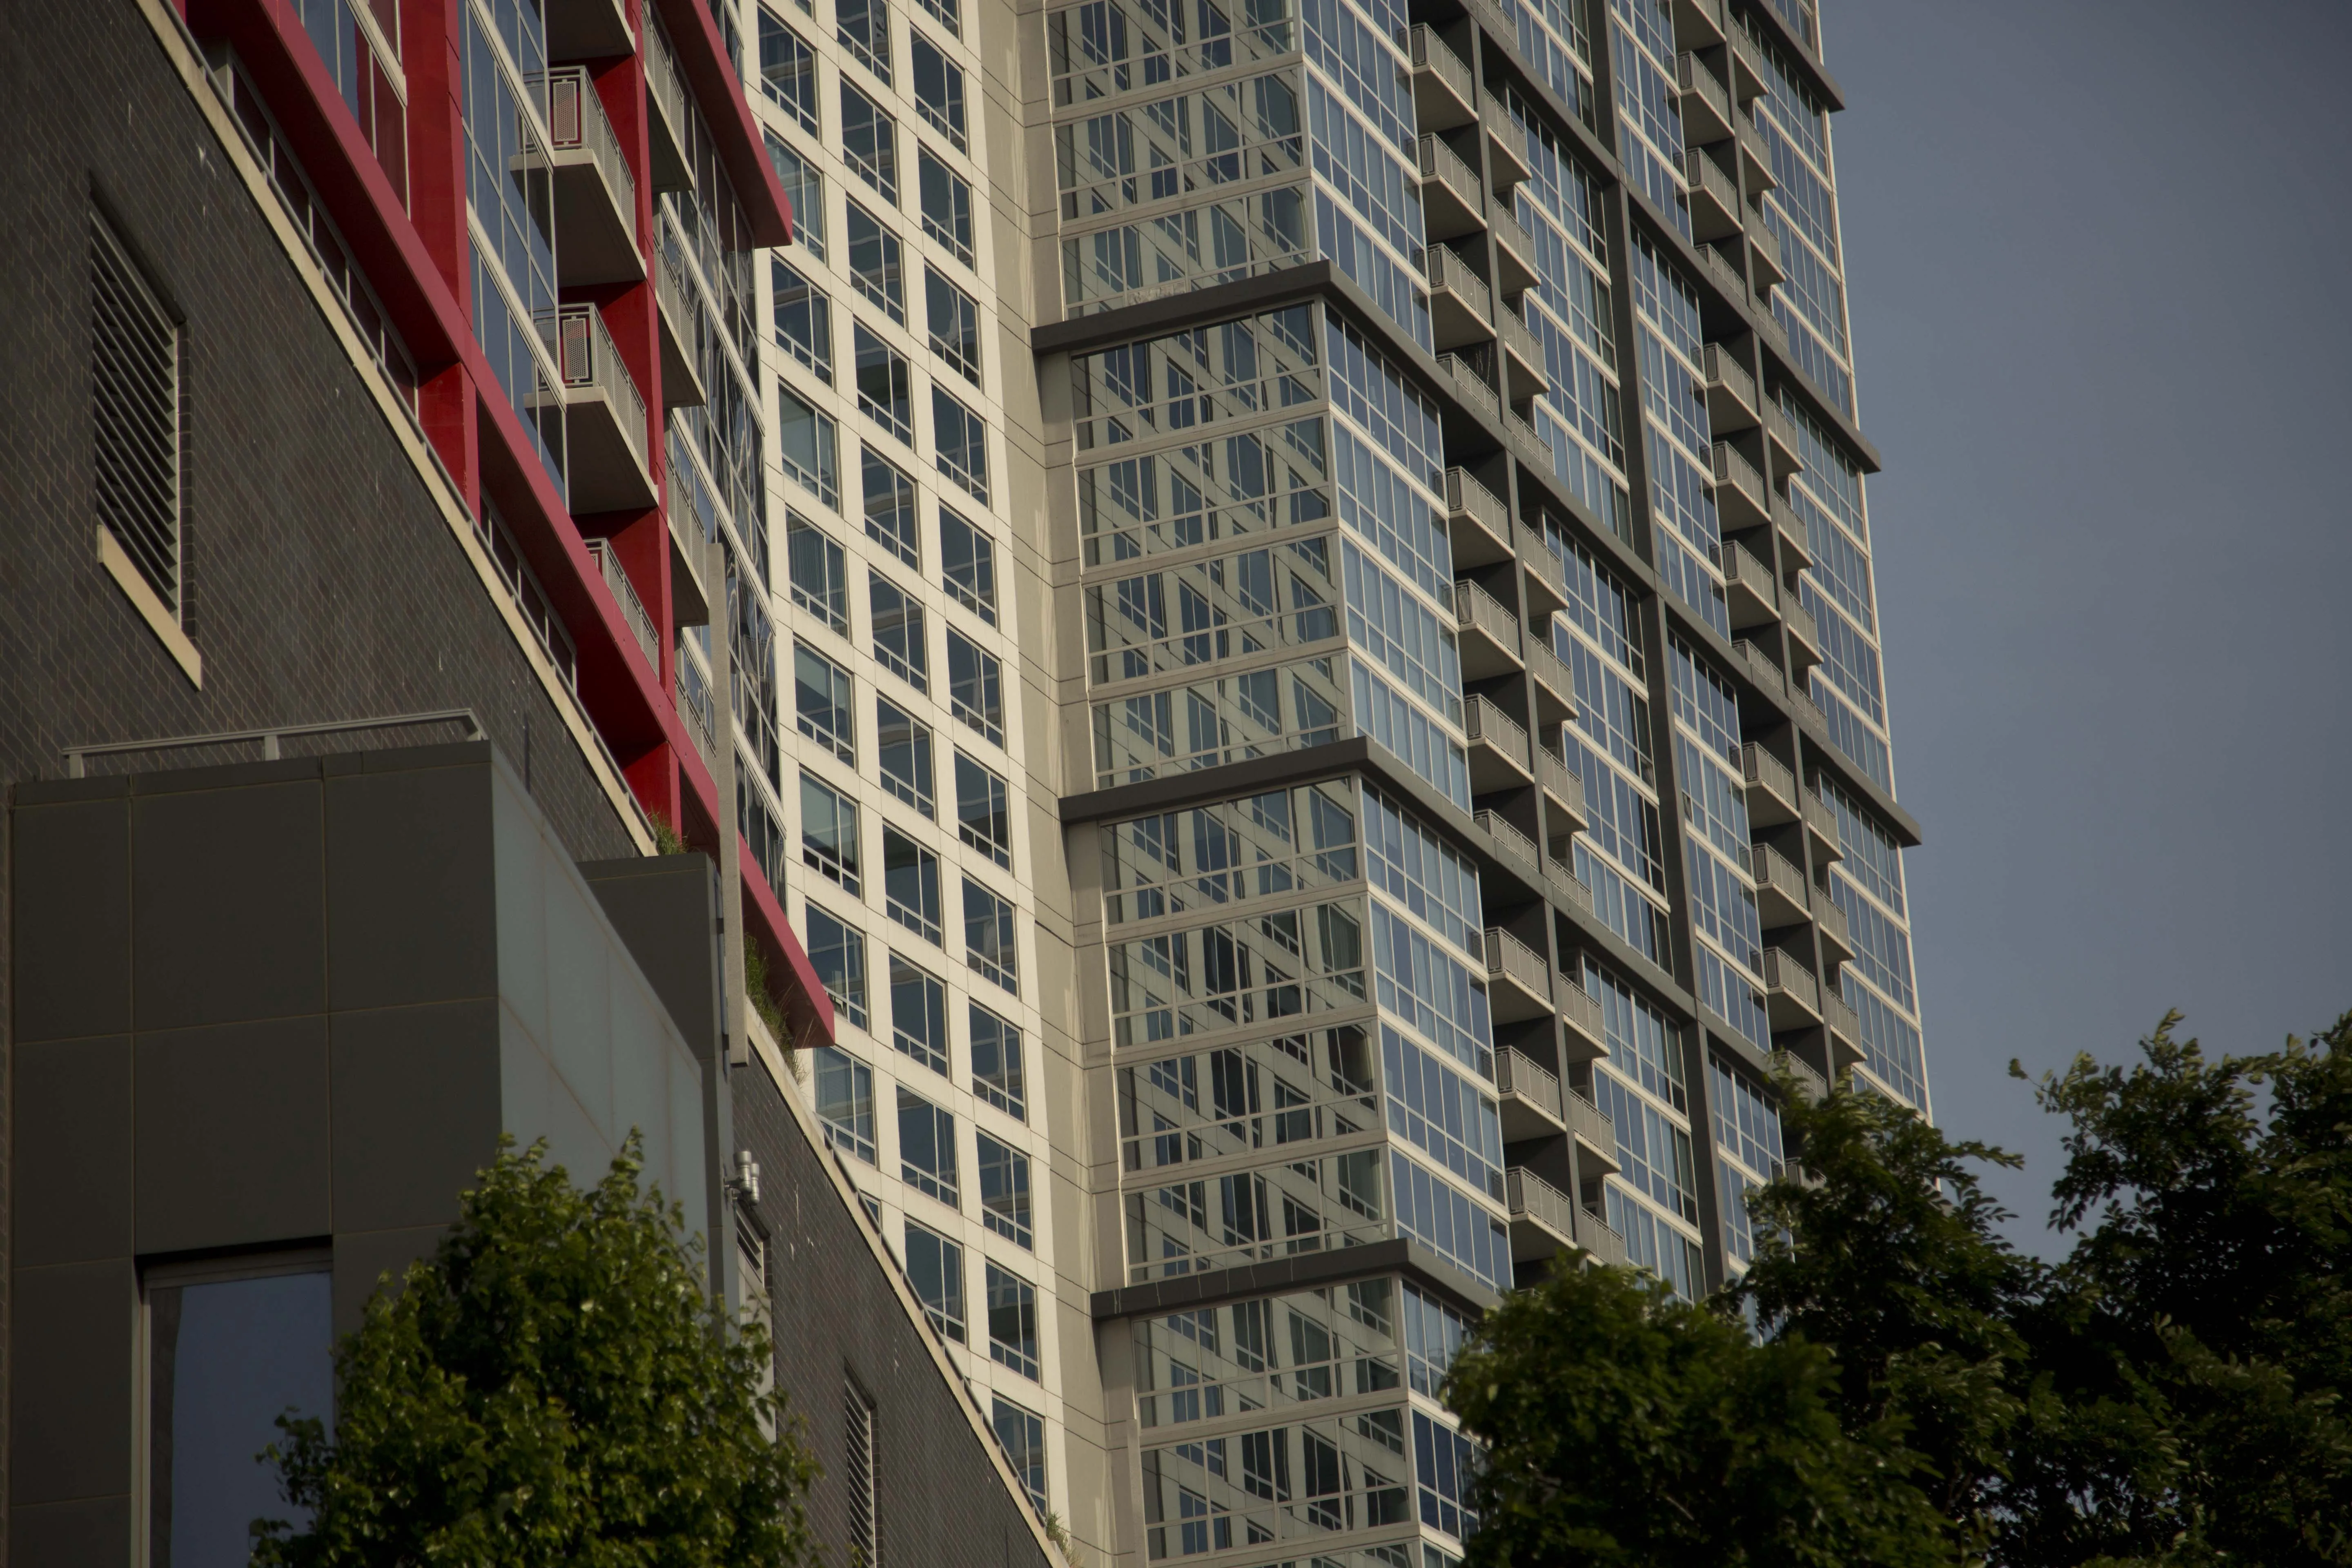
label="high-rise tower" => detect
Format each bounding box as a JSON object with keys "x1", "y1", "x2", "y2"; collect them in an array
[{"x1": 750, "y1": 0, "x2": 1925, "y2": 1559}]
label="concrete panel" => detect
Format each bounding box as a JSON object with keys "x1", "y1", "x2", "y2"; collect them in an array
[
  {"x1": 11, "y1": 796, "x2": 132, "y2": 1044},
  {"x1": 332, "y1": 1224, "x2": 448, "y2": 1341},
  {"x1": 499, "y1": 1004, "x2": 613, "y2": 1190},
  {"x1": 11, "y1": 1494, "x2": 133, "y2": 1568},
  {"x1": 609, "y1": 962, "x2": 670, "y2": 1172},
  {"x1": 10, "y1": 1259, "x2": 136, "y2": 1506},
  {"x1": 14, "y1": 1037, "x2": 134, "y2": 1267},
  {"x1": 543, "y1": 869, "x2": 617, "y2": 1135},
  {"x1": 330, "y1": 999, "x2": 503, "y2": 1234},
  {"x1": 325, "y1": 762, "x2": 498, "y2": 1010},
  {"x1": 131, "y1": 782, "x2": 325, "y2": 1030},
  {"x1": 580, "y1": 854, "x2": 721, "y2": 1058},
  {"x1": 492, "y1": 764, "x2": 551, "y2": 1050},
  {"x1": 134, "y1": 1016, "x2": 331, "y2": 1254}
]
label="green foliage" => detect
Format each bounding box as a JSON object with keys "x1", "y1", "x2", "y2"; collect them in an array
[
  {"x1": 252, "y1": 1136, "x2": 816, "y2": 1568},
  {"x1": 1453, "y1": 1016, "x2": 2352, "y2": 1568},
  {"x1": 650, "y1": 815, "x2": 689, "y2": 855},
  {"x1": 1452, "y1": 1264, "x2": 1953, "y2": 1568},
  {"x1": 742, "y1": 933, "x2": 787, "y2": 1040}
]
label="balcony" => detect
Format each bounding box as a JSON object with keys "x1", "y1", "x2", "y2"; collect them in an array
[
  {"x1": 1503, "y1": 405, "x2": 1552, "y2": 468},
  {"x1": 1407, "y1": 25, "x2": 1477, "y2": 131},
  {"x1": 1505, "y1": 1167, "x2": 1579, "y2": 1262},
  {"x1": 1445, "y1": 467, "x2": 1512, "y2": 566},
  {"x1": 1465, "y1": 695, "x2": 1533, "y2": 792},
  {"x1": 1547, "y1": 858, "x2": 1595, "y2": 927},
  {"x1": 1483, "y1": 927, "x2": 1553, "y2": 1021},
  {"x1": 1677, "y1": 52, "x2": 1734, "y2": 145},
  {"x1": 1514, "y1": 519, "x2": 1568, "y2": 618},
  {"x1": 1426, "y1": 246, "x2": 1494, "y2": 352},
  {"x1": 1475, "y1": 809, "x2": 1542, "y2": 889},
  {"x1": 664, "y1": 426, "x2": 716, "y2": 627},
  {"x1": 1418, "y1": 134, "x2": 1486, "y2": 240},
  {"x1": 1559, "y1": 973, "x2": 1607, "y2": 1062},
  {"x1": 653, "y1": 217, "x2": 707, "y2": 409},
  {"x1": 1735, "y1": 635, "x2": 1786, "y2": 698},
  {"x1": 1750, "y1": 841, "x2": 1812, "y2": 929},
  {"x1": 1764, "y1": 399, "x2": 1805, "y2": 477},
  {"x1": 548, "y1": 67, "x2": 644, "y2": 288},
  {"x1": 1824, "y1": 985, "x2": 1861, "y2": 1061},
  {"x1": 1816, "y1": 889, "x2": 1855, "y2": 966},
  {"x1": 1564, "y1": 1085, "x2": 1621, "y2": 1177},
  {"x1": 1673, "y1": 0, "x2": 1727, "y2": 49},
  {"x1": 1702, "y1": 240, "x2": 1754, "y2": 314},
  {"x1": 1437, "y1": 352, "x2": 1499, "y2": 427},
  {"x1": 1735, "y1": 113, "x2": 1777, "y2": 194},
  {"x1": 1791, "y1": 682, "x2": 1828, "y2": 735},
  {"x1": 1499, "y1": 306, "x2": 1550, "y2": 401},
  {"x1": 550, "y1": 305, "x2": 656, "y2": 513},
  {"x1": 1719, "y1": 537, "x2": 1778, "y2": 630},
  {"x1": 1487, "y1": 117, "x2": 1532, "y2": 194},
  {"x1": 1495, "y1": 1046, "x2": 1566, "y2": 1141},
  {"x1": 1784, "y1": 592, "x2": 1822, "y2": 674},
  {"x1": 643, "y1": 12, "x2": 694, "y2": 192},
  {"x1": 676, "y1": 636, "x2": 718, "y2": 768},
  {"x1": 1762, "y1": 947, "x2": 1821, "y2": 1029},
  {"x1": 1682, "y1": 148, "x2": 1744, "y2": 243},
  {"x1": 1803, "y1": 786, "x2": 1844, "y2": 864},
  {"x1": 1525, "y1": 636, "x2": 1575, "y2": 726},
  {"x1": 1702, "y1": 342, "x2": 1759, "y2": 433},
  {"x1": 1771, "y1": 489, "x2": 1814, "y2": 570},
  {"x1": 1575, "y1": 1202, "x2": 1630, "y2": 1269},
  {"x1": 1454, "y1": 580, "x2": 1523, "y2": 677},
  {"x1": 1711, "y1": 440, "x2": 1771, "y2": 527},
  {"x1": 1729, "y1": 27, "x2": 1771, "y2": 105},
  {"x1": 1491, "y1": 205, "x2": 1539, "y2": 296},
  {"x1": 1748, "y1": 214, "x2": 1786, "y2": 292},
  {"x1": 548, "y1": 0, "x2": 633, "y2": 60},
  {"x1": 1742, "y1": 741, "x2": 1800, "y2": 826},
  {"x1": 1536, "y1": 747, "x2": 1588, "y2": 833},
  {"x1": 584, "y1": 537, "x2": 659, "y2": 674}
]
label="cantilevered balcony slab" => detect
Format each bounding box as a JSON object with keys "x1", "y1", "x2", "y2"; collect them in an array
[
  {"x1": 1762, "y1": 947, "x2": 1820, "y2": 1030},
  {"x1": 1514, "y1": 519, "x2": 1569, "y2": 619},
  {"x1": 1419, "y1": 135, "x2": 1486, "y2": 240},
  {"x1": 1751, "y1": 842, "x2": 1813, "y2": 929},
  {"x1": 1475, "y1": 809, "x2": 1543, "y2": 894},
  {"x1": 1803, "y1": 785, "x2": 1843, "y2": 864},
  {"x1": 1783, "y1": 593, "x2": 1822, "y2": 675},
  {"x1": 1771, "y1": 489, "x2": 1814, "y2": 570},
  {"x1": 654, "y1": 222, "x2": 707, "y2": 409},
  {"x1": 1408, "y1": 25, "x2": 1477, "y2": 131},
  {"x1": 1525, "y1": 637, "x2": 1575, "y2": 726},
  {"x1": 1559, "y1": 973, "x2": 1607, "y2": 1062},
  {"x1": 1465, "y1": 695, "x2": 1534, "y2": 793},
  {"x1": 549, "y1": 68, "x2": 645, "y2": 288},
  {"x1": 643, "y1": 12, "x2": 695, "y2": 193},
  {"x1": 1426, "y1": 246, "x2": 1495, "y2": 352},
  {"x1": 1742, "y1": 741, "x2": 1800, "y2": 826},
  {"x1": 1454, "y1": 581, "x2": 1523, "y2": 679},
  {"x1": 552, "y1": 305, "x2": 657, "y2": 514},
  {"x1": 1491, "y1": 205, "x2": 1540, "y2": 297},
  {"x1": 1816, "y1": 890, "x2": 1855, "y2": 967},
  {"x1": 1702, "y1": 341, "x2": 1759, "y2": 434},
  {"x1": 1495, "y1": 1046, "x2": 1567, "y2": 1142},
  {"x1": 1445, "y1": 467, "x2": 1512, "y2": 567},
  {"x1": 1536, "y1": 747, "x2": 1588, "y2": 835},
  {"x1": 1677, "y1": 51, "x2": 1734, "y2": 145},
  {"x1": 1711, "y1": 440, "x2": 1771, "y2": 528},
  {"x1": 1719, "y1": 538, "x2": 1778, "y2": 630},
  {"x1": 1564, "y1": 1085, "x2": 1620, "y2": 1177},
  {"x1": 1674, "y1": 0, "x2": 1727, "y2": 49},
  {"x1": 1483, "y1": 926, "x2": 1553, "y2": 1022},
  {"x1": 1736, "y1": 114, "x2": 1777, "y2": 194},
  {"x1": 1749, "y1": 220, "x2": 1786, "y2": 293},
  {"x1": 1487, "y1": 117, "x2": 1532, "y2": 194},
  {"x1": 548, "y1": 0, "x2": 634, "y2": 60},
  {"x1": 1683, "y1": 149, "x2": 1744, "y2": 243},
  {"x1": 1506, "y1": 1167, "x2": 1575, "y2": 1263},
  {"x1": 1499, "y1": 306, "x2": 1550, "y2": 401}
]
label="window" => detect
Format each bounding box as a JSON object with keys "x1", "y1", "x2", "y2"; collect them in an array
[
  {"x1": 904, "y1": 1221, "x2": 965, "y2": 1340},
  {"x1": 862, "y1": 443, "x2": 920, "y2": 566},
  {"x1": 773, "y1": 258, "x2": 832, "y2": 381},
  {"x1": 145, "y1": 1257, "x2": 332, "y2": 1568},
  {"x1": 976, "y1": 1133, "x2": 1033, "y2": 1248},
  {"x1": 916, "y1": 0, "x2": 960, "y2": 39},
  {"x1": 787, "y1": 512, "x2": 849, "y2": 633},
  {"x1": 92, "y1": 211, "x2": 189, "y2": 648},
  {"x1": 844, "y1": 1380, "x2": 880, "y2": 1565},
  {"x1": 878, "y1": 698, "x2": 935, "y2": 817},
  {"x1": 963, "y1": 878, "x2": 1017, "y2": 993},
  {"x1": 924, "y1": 266, "x2": 980, "y2": 386},
  {"x1": 794, "y1": 641, "x2": 855, "y2": 762},
  {"x1": 800, "y1": 771, "x2": 862, "y2": 894},
  {"x1": 970, "y1": 1003, "x2": 1026, "y2": 1119},
  {"x1": 777, "y1": 381, "x2": 840, "y2": 509},
  {"x1": 890, "y1": 951, "x2": 949, "y2": 1074},
  {"x1": 917, "y1": 149, "x2": 973, "y2": 265},
  {"x1": 841, "y1": 83, "x2": 898, "y2": 200},
  {"x1": 806, "y1": 904, "x2": 868, "y2": 1028},
  {"x1": 815, "y1": 1046, "x2": 877, "y2": 1161},
  {"x1": 898, "y1": 1087, "x2": 958, "y2": 1205},
  {"x1": 992, "y1": 1399, "x2": 1047, "y2": 1515},
  {"x1": 740, "y1": 771, "x2": 787, "y2": 898},
  {"x1": 945, "y1": 628, "x2": 1003, "y2": 743},
  {"x1": 884, "y1": 826, "x2": 943, "y2": 942},
  {"x1": 985, "y1": 1263, "x2": 1039, "y2": 1379},
  {"x1": 758, "y1": 10, "x2": 819, "y2": 133},
  {"x1": 938, "y1": 506, "x2": 995, "y2": 622},
  {"x1": 911, "y1": 34, "x2": 967, "y2": 150},
  {"x1": 869, "y1": 571, "x2": 929, "y2": 691},
  {"x1": 837, "y1": 0, "x2": 891, "y2": 83},
  {"x1": 932, "y1": 386, "x2": 988, "y2": 502},
  {"x1": 845, "y1": 203, "x2": 905, "y2": 323},
  {"x1": 854, "y1": 324, "x2": 913, "y2": 445},
  {"x1": 954, "y1": 751, "x2": 1011, "y2": 866},
  {"x1": 765, "y1": 132, "x2": 826, "y2": 261}
]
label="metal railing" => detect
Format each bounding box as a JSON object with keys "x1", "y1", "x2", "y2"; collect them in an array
[
  {"x1": 1436, "y1": 354, "x2": 1498, "y2": 423},
  {"x1": 1676, "y1": 50, "x2": 1731, "y2": 131},
  {"x1": 1736, "y1": 636, "x2": 1786, "y2": 697},
  {"x1": 1550, "y1": 862, "x2": 1596, "y2": 916},
  {"x1": 1719, "y1": 537, "x2": 1777, "y2": 605},
  {"x1": 1762, "y1": 947, "x2": 1819, "y2": 1012},
  {"x1": 1814, "y1": 887, "x2": 1851, "y2": 957},
  {"x1": 1565, "y1": 1085, "x2": 1616, "y2": 1162},
  {"x1": 1791, "y1": 683, "x2": 1827, "y2": 731},
  {"x1": 1575, "y1": 1202, "x2": 1630, "y2": 1267},
  {"x1": 1490, "y1": 204, "x2": 1536, "y2": 270},
  {"x1": 676, "y1": 640, "x2": 717, "y2": 765},
  {"x1": 1407, "y1": 24, "x2": 1474, "y2": 110},
  {"x1": 1783, "y1": 594, "x2": 1820, "y2": 659},
  {"x1": 547, "y1": 66, "x2": 637, "y2": 223},
  {"x1": 64, "y1": 709, "x2": 483, "y2": 776},
  {"x1": 1803, "y1": 787, "x2": 1842, "y2": 853},
  {"x1": 1824, "y1": 986, "x2": 1860, "y2": 1046},
  {"x1": 1498, "y1": 305, "x2": 1544, "y2": 372},
  {"x1": 1682, "y1": 147, "x2": 1743, "y2": 224},
  {"x1": 1742, "y1": 741, "x2": 1798, "y2": 811},
  {"x1": 1749, "y1": 212, "x2": 1784, "y2": 279},
  {"x1": 1417, "y1": 134, "x2": 1484, "y2": 217},
  {"x1": 1712, "y1": 440, "x2": 1768, "y2": 514},
  {"x1": 1486, "y1": 116, "x2": 1530, "y2": 187},
  {"x1": 585, "y1": 538, "x2": 659, "y2": 673},
  {"x1": 1495, "y1": 1046, "x2": 1562, "y2": 1120},
  {"x1": 1703, "y1": 240, "x2": 1752, "y2": 309},
  {"x1": 1476, "y1": 809, "x2": 1541, "y2": 875},
  {"x1": 1503, "y1": 406, "x2": 1552, "y2": 460},
  {"x1": 1452, "y1": 580, "x2": 1521, "y2": 657},
  {"x1": 1483, "y1": 927, "x2": 1551, "y2": 998},
  {"x1": 1764, "y1": 401, "x2": 1805, "y2": 468},
  {"x1": 1507, "y1": 1166, "x2": 1577, "y2": 1242},
  {"x1": 1751, "y1": 841, "x2": 1809, "y2": 910},
  {"x1": 1465, "y1": 695, "x2": 1531, "y2": 771},
  {"x1": 644, "y1": 9, "x2": 689, "y2": 146},
  {"x1": 1445, "y1": 468, "x2": 1508, "y2": 539},
  {"x1": 1559, "y1": 971, "x2": 1604, "y2": 1044},
  {"x1": 1536, "y1": 746, "x2": 1585, "y2": 818},
  {"x1": 551, "y1": 303, "x2": 650, "y2": 474},
  {"x1": 1526, "y1": 637, "x2": 1574, "y2": 712},
  {"x1": 1424, "y1": 245, "x2": 1493, "y2": 320},
  {"x1": 1771, "y1": 490, "x2": 1811, "y2": 564},
  {"x1": 1704, "y1": 341, "x2": 1757, "y2": 413}
]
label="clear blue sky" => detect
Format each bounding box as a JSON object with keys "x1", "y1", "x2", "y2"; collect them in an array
[{"x1": 1829, "y1": 0, "x2": 2352, "y2": 1250}]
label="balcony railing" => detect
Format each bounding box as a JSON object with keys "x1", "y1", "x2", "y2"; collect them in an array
[
  {"x1": 1803, "y1": 786, "x2": 1843, "y2": 860},
  {"x1": 1736, "y1": 635, "x2": 1786, "y2": 698},
  {"x1": 642, "y1": 9, "x2": 693, "y2": 190},
  {"x1": 653, "y1": 216, "x2": 707, "y2": 408},
  {"x1": 1536, "y1": 746, "x2": 1586, "y2": 829},
  {"x1": 1486, "y1": 116, "x2": 1532, "y2": 193},
  {"x1": 1703, "y1": 341, "x2": 1758, "y2": 427},
  {"x1": 1748, "y1": 215, "x2": 1786, "y2": 290},
  {"x1": 1735, "y1": 112, "x2": 1777, "y2": 192},
  {"x1": 1464, "y1": 694, "x2": 1532, "y2": 778},
  {"x1": 1815, "y1": 887, "x2": 1854, "y2": 964},
  {"x1": 1719, "y1": 537, "x2": 1777, "y2": 629},
  {"x1": 1506, "y1": 1166, "x2": 1577, "y2": 1252},
  {"x1": 1676, "y1": 51, "x2": 1733, "y2": 144},
  {"x1": 546, "y1": 66, "x2": 639, "y2": 287},
  {"x1": 1476, "y1": 809, "x2": 1541, "y2": 880},
  {"x1": 1526, "y1": 637, "x2": 1575, "y2": 725},
  {"x1": 1444, "y1": 466, "x2": 1510, "y2": 564},
  {"x1": 1436, "y1": 353, "x2": 1499, "y2": 425},
  {"x1": 1750, "y1": 841, "x2": 1811, "y2": 928},
  {"x1": 1453, "y1": 579, "x2": 1522, "y2": 673},
  {"x1": 1490, "y1": 204, "x2": 1538, "y2": 295},
  {"x1": 550, "y1": 303, "x2": 654, "y2": 511},
  {"x1": 1417, "y1": 134, "x2": 1485, "y2": 239},
  {"x1": 1702, "y1": 240, "x2": 1753, "y2": 312},
  {"x1": 1575, "y1": 1201, "x2": 1630, "y2": 1268},
  {"x1": 1503, "y1": 405, "x2": 1552, "y2": 464},
  {"x1": 1483, "y1": 927, "x2": 1552, "y2": 1018},
  {"x1": 1783, "y1": 592, "x2": 1821, "y2": 671},
  {"x1": 1407, "y1": 24, "x2": 1477, "y2": 130},
  {"x1": 1494, "y1": 1046, "x2": 1564, "y2": 1140},
  {"x1": 1711, "y1": 440, "x2": 1770, "y2": 527},
  {"x1": 1564, "y1": 1085, "x2": 1618, "y2": 1174},
  {"x1": 1498, "y1": 305, "x2": 1548, "y2": 399},
  {"x1": 1742, "y1": 741, "x2": 1799, "y2": 823},
  {"x1": 1764, "y1": 399, "x2": 1806, "y2": 475},
  {"x1": 1771, "y1": 488, "x2": 1813, "y2": 568},
  {"x1": 584, "y1": 537, "x2": 658, "y2": 673},
  {"x1": 1559, "y1": 972, "x2": 1606, "y2": 1060},
  {"x1": 1824, "y1": 985, "x2": 1861, "y2": 1053},
  {"x1": 1761, "y1": 947, "x2": 1820, "y2": 1026},
  {"x1": 1425, "y1": 245, "x2": 1494, "y2": 351},
  {"x1": 676, "y1": 637, "x2": 717, "y2": 765},
  {"x1": 1682, "y1": 147, "x2": 1744, "y2": 242}
]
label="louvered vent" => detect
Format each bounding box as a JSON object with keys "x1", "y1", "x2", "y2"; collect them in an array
[
  {"x1": 91, "y1": 213, "x2": 182, "y2": 615},
  {"x1": 844, "y1": 1379, "x2": 880, "y2": 1567}
]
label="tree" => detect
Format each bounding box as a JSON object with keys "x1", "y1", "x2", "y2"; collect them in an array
[
  {"x1": 253, "y1": 1136, "x2": 816, "y2": 1568},
  {"x1": 1449, "y1": 1262, "x2": 1953, "y2": 1568}
]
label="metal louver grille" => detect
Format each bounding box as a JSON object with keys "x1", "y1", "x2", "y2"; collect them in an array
[
  {"x1": 91, "y1": 214, "x2": 181, "y2": 613},
  {"x1": 844, "y1": 1380, "x2": 879, "y2": 1567}
]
